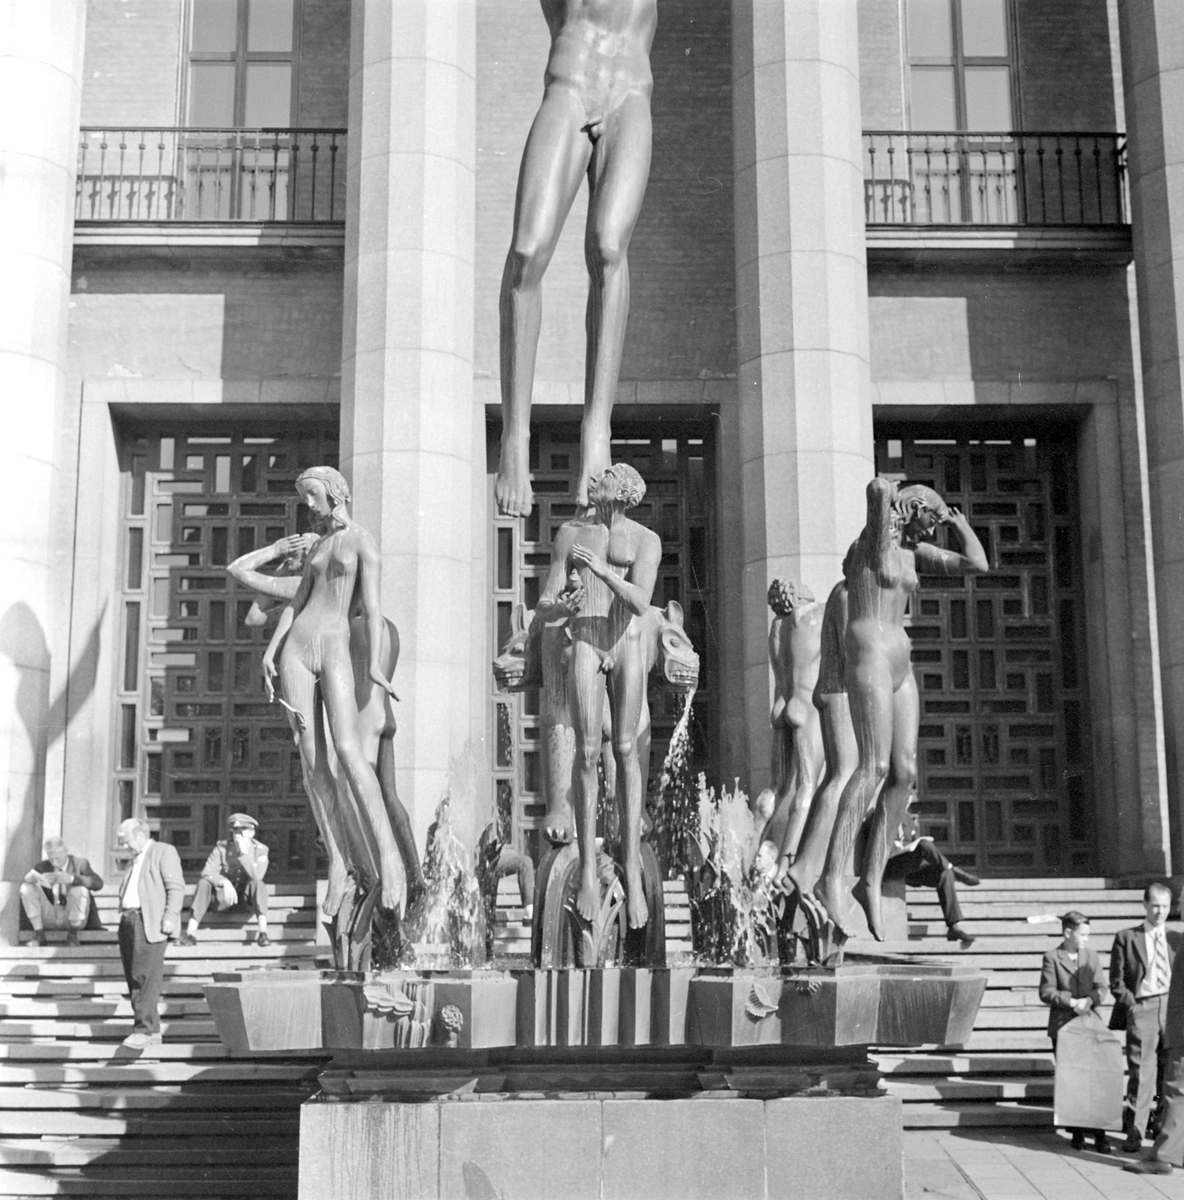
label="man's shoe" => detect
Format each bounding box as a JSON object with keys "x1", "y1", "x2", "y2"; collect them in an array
[
  {"x1": 120, "y1": 1032, "x2": 162, "y2": 1049},
  {"x1": 1122, "y1": 1132, "x2": 1143, "y2": 1153},
  {"x1": 952, "y1": 867, "x2": 981, "y2": 886},
  {"x1": 1070, "y1": 1130, "x2": 1086, "y2": 1151},
  {"x1": 256, "y1": 932, "x2": 271, "y2": 948},
  {"x1": 26, "y1": 934, "x2": 44, "y2": 948},
  {"x1": 1124, "y1": 1159, "x2": 1173, "y2": 1174},
  {"x1": 947, "y1": 924, "x2": 976, "y2": 947},
  {"x1": 1094, "y1": 1134, "x2": 1112, "y2": 1154},
  {"x1": 65, "y1": 930, "x2": 80, "y2": 947}
]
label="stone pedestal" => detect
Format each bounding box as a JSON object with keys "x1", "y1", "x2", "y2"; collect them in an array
[{"x1": 298, "y1": 1094, "x2": 903, "y2": 1200}]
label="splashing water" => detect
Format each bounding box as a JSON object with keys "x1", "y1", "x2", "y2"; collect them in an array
[
  {"x1": 402, "y1": 792, "x2": 484, "y2": 968},
  {"x1": 651, "y1": 689, "x2": 698, "y2": 878}
]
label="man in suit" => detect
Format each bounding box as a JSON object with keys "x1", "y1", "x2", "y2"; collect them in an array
[
  {"x1": 1111, "y1": 880, "x2": 1183, "y2": 1153},
  {"x1": 1125, "y1": 901, "x2": 1184, "y2": 1173},
  {"x1": 19, "y1": 836, "x2": 103, "y2": 946},
  {"x1": 116, "y1": 817, "x2": 184, "y2": 1049}
]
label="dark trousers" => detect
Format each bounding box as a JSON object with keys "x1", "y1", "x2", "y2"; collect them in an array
[
  {"x1": 118, "y1": 911, "x2": 166, "y2": 1035},
  {"x1": 189, "y1": 875, "x2": 268, "y2": 925},
  {"x1": 1125, "y1": 992, "x2": 1169, "y2": 1134},
  {"x1": 883, "y1": 840, "x2": 963, "y2": 928}
]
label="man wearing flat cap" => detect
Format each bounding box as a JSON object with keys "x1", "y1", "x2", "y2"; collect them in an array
[{"x1": 178, "y1": 813, "x2": 271, "y2": 947}]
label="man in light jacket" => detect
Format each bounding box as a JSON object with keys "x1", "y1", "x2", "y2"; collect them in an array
[{"x1": 116, "y1": 817, "x2": 184, "y2": 1049}]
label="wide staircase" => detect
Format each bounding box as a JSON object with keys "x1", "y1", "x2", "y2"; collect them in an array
[
  {"x1": 875, "y1": 876, "x2": 1147, "y2": 1129},
  {"x1": 0, "y1": 876, "x2": 1146, "y2": 1195}
]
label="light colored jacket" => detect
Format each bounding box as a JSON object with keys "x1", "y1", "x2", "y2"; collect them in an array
[{"x1": 120, "y1": 840, "x2": 184, "y2": 944}]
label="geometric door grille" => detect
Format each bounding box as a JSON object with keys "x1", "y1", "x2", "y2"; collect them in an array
[
  {"x1": 876, "y1": 424, "x2": 1094, "y2": 875},
  {"x1": 115, "y1": 426, "x2": 337, "y2": 880},
  {"x1": 488, "y1": 422, "x2": 718, "y2": 867}
]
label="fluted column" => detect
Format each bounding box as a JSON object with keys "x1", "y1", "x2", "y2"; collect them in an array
[
  {"x1": 725, "y1": 0, "x2": 875, "y2": 793},
  {"x1": 0, "y1": 1, "x2": 86, "y2": 937},
  {"x1": 340, "y1": 1, "x2": 480, "y2": 849},
  {"x1": 1119, "y1": 0, "x2": 1184, "y2": 860}
]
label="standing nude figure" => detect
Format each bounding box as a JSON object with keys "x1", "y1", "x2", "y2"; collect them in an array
[
  {"x1": 814, "y1": 479, "x2": 988, "y2": 940},
  {"x1": 536, "y1": 463, "x2": 660, "y2": 928},
  {"x1": 232, "y1": 533, "x2": 423, "y2": 912},
  {"x1": 262, "y1": 467, "x2": 409, "y2": 916},
  {"x1": 495, "y1": 0, "x2": 657, "y2": 516},
  {"x1": 763, "y1": 579, "x2": 825, "y2": 870}
]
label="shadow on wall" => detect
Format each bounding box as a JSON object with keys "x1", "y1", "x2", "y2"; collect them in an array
[{"x1": 0, "y1": 601, "x2": 104, "y2": 878}]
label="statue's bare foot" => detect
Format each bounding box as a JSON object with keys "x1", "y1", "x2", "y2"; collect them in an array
[
  {"x1": 575, "y1": 427, "x2": 612, "y2": 510},
  {"x1": 575, "y1": 870, "x2": 600, "y2": 925},
  {"x1": 323, "y1": 860, "x2": 349, "y2": 917},
  {"x1": 544, "y1": 804, "x2": 575, "y2": 845},
  {"x1": 813, "y1": 877, "x2": 856, "y2": 940},
  {"x1": 852, "y1": 877, "x2": 884, "y2": 941},
  {"x1": 495, "y1": 436, "x2": 533, "y2": 517},
  {"x1": 624, "y1": 867, "x2": 649, "y2": 930}
]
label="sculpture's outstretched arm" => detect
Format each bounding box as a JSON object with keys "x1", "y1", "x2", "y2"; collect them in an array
[{"x1": 914, "y1": 506, "x2": 989, "y2": 576}]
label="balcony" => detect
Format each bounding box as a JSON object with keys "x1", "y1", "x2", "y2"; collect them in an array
[
  {"x1": 863, "y1": 131, "x2": 1127, "y2": 227},
  {"x1": 75, "y1": 128, "x2": 345, "y2": 245}
]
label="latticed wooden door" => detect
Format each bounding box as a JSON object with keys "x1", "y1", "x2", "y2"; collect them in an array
[
  {"x1": 876, "y1": 426, "x2": 1093, "y2": 874},
  {"x1": 115, "y1": 426, "x2": 338, "y2": 880},
  {"x1": 489, "y1": 424, "x2": 718, "y2": 864}
]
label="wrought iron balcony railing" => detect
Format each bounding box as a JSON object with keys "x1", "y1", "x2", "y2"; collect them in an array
[
  {"x1": 76, "y1": 128, "x2": 346, "y2": 223},
  {"x1": 864, "y1": 131, "x2": 1128, "y2": 227}
]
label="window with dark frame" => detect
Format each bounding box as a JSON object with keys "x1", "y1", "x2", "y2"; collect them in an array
[
  {"x1": 188, "y1": 0, "x2": 298, "y2": 128},
  {"x1": 905, "y1": 0, "x2": 1016, "y2": 131}
]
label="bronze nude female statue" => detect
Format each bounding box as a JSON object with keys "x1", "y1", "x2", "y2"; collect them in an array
[
  {"x1": 261, "y1": 467, "x2": 412, "y2": 918},
  {"x1": 814, "y1": 478, "x2": 988, "y2": 941},
  {"x1": 495, "y1": 0, "x2": 657, "y2": 517}
]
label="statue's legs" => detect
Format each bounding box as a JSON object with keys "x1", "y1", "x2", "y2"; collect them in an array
[
  {"x1": 496, "y1": 86, "x2": 593, "y2": 517},
  {"x1": 761, "y1": 722, "x2": 795, "y2": 852},
  {"x1": 854, "y1": 672, "x2": 919, "y2": 939},
  {"x1": 814, "y1": 657, "x2": 895, "y2": 937},
  {"x1": 320, "y1": 656, "x2": 408, "y2": 915},
  {"x1": 568, "y1": 639, "x2": 609, "y2": 924},
  {"x1": 577, "y1": 93, "x2": 653, "y2": 509},
  {"x1": 785, "y1": 693, "x2": 855, "y2": 893},
  {"x1": 608, "y1": 636, "x2": 650, "y2": 929},
  {"x1": 281, "y1": 655, "x2": 367, "y2": 917},
  {"x1": 540, "y1": 622, "x2": 576, "y2": 843},
  {"x1": 779, "y1": 713, "x2": 826, "y2": 862}
]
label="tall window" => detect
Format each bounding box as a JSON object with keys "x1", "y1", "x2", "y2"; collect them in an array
[
  {"x1": 188, "y1": 0, "x2": 297, "y2": 127},
  {"x1": 906, "y1": 0, "x2": 1015, "y2": 130}
]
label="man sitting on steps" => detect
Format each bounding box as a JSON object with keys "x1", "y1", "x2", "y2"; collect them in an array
[
  {"x1": 19, "y1": 836, "x2": 104, "y2": 946},
  {"x1": 178, "y1": 813, "x2": 271, "y2": 947}
]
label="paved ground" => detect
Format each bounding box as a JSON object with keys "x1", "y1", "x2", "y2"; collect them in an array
[{"x1": 905, "y1": 1129, "x2": 1184, "y2": 1199}]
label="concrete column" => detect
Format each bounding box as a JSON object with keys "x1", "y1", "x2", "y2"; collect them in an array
[
  {"x1": 1119, "y1": 0, "x2": 1184, "y2": 858},
  {"x1": 0, "y1": 2, "x2": 86, "y2": 937},
  {"x1": 340, "y1": 1, "x2": 480, "y2": 851},
  {"x1": 726, "y1": 0, "x2": 875, "y2": 793}
]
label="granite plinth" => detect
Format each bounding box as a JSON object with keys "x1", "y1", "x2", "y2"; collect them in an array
[{"x1": 298, "y1": 1094, "x2": 904, "y2": 1200}]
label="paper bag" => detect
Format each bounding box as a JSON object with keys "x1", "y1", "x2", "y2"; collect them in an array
[{"x1": 1054, "y1": 1014, "x2": 1124, "y2": 1130}]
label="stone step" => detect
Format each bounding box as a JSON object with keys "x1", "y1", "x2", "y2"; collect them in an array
[
  {"x1": 0, "y1": 1063, "x2": 319, "y2": 1085},
  {"x1": 0, "y1": 1087, "x2": 311, "y2": 1110},
  {"x1": 0, "y1": 1019, "x2": 219, "y2": 1040},
  {"x1": 19, "y1": 926, "x2": 313, "y2": 945},
  {"x1": 0, "y1": 955, "x2": 316, "y2": 978},
  {"x1": 0, "y1": 944, "x2": 315, "y2": 965},
  {"x1": 0, "y1": 1165, "x2": 298, "y2": 1196},
  {"x1": 907, "y1": 900, "x2": 1145, "y2": 919},
  {"x1": 0, "y1": 1000, "x2": 211, "y2": 1020},
  {"x1": 875, "y1": 1053, "x2": 1053, "y2": 1076},
  {"x1": 0, "y1": 1044, "x2": 236, "y2": 1062},
  {"x1": 0, "y1": 981, "x2": 210, "y2": 998},
  {"x1": 886, "y1": 1075, "x2": 1053, "y2": 1102},
  {"x1": 0, "y1": 1137, "x2": 297, "y2": 1168},
  {"x1": 901, "y1": 1100, "x2": 1053, "y2": 1128},
  {"x1": 0, "y1": 1111, "x2": 299, "y2": 1137}
]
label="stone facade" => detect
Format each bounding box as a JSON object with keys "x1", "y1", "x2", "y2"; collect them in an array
[{"x1": 1, "y1": 0, "x2": 1182, "y2": 912}]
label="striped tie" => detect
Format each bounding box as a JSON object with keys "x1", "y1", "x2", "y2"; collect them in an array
[{"x1": 1152, "y1": 930, "x2": 1170, "y2": 995}]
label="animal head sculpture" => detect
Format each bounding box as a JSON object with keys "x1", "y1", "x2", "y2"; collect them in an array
[
  {"x1": 492, "y1": 603, "x2": 542, "y2": 692},
  {"x1": 650, "y1": 601, "x2": 699, "y2": 691}
]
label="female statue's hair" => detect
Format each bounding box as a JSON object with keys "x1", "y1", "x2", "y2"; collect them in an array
[
  {"x1": 296, "y1": 465, "x2": 351, "y2": 514},
  {"x1": 892, "y1": 482, "x2": 945, "y2": 525},
  {"x1": 767, "y1": 577, "x2": 815, "y2": 615}
]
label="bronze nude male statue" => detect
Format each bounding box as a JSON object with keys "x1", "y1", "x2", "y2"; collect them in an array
[
  {"x1": 763, "y1": 579, "x2": 825, "y2": 873},
  {"x1": 495, "y1": 0, "x2": 657, "y2": 517},
  {"x1": 814, "y1": 479, "x2": 988, "y2": 941},
  {"x1": 535, "y1": 462, "x2": 661, "y2": 930},
  {"x1": 261, "y1": 467, "x2": 412, "y2": 920}
]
